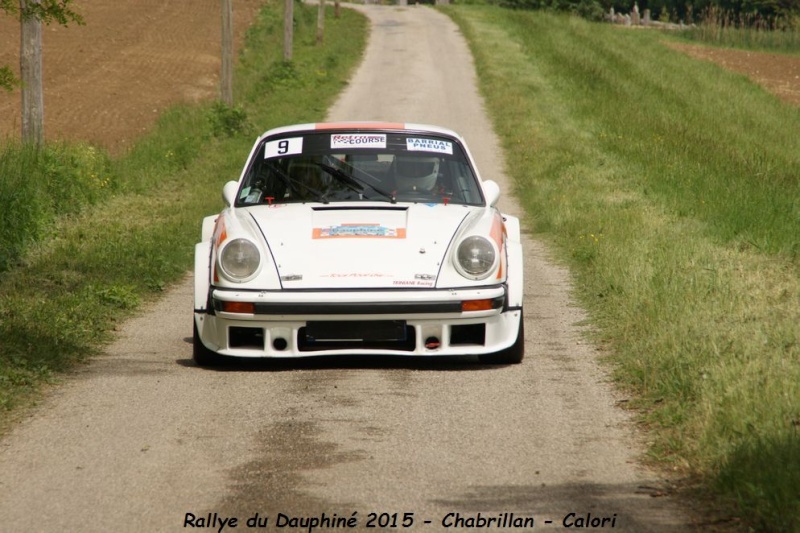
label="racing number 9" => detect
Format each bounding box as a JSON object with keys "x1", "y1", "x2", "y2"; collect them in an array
[{"x1": 265, "y1": 136, "x2": 303, "y2": 159}]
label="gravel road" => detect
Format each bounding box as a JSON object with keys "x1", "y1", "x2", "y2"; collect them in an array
[{"x1": 0, "y1": 5, "x2": 696, "y2": 532}]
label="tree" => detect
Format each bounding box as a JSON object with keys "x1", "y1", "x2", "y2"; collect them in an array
[
  {"x1": 20, "y1": 1, "x2": 44, "y2": 144},
  {"x1": 514, "y1": 0, "x2": 800, "y2": 21},
  {"x1": 221, "y1": 0, "x2": 233, "y2": 105},
  {"x1": 1, "y1": 0, "x2": 82, "y2": 92},
  {"x1": 316, "y1": 0, "x2": 325, "y2": 45},
  {"x1": 284, "y1": 0, "x2": 293, "y2": 61},
  {"x1": 744, "y1": 0, "x2": 798, "y2": 19},
  {"x1": 1, "y1": 0, "x2": 82, "y2": 144}
]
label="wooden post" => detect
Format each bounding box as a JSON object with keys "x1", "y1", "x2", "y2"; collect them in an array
[
  {"x1": 334, "y1": 0, "x2": 340, "y2": 19},
  {"x1": 283, "y1": 0, "x2": 293, "y2": 61},
  {"x1": 316, "y1": 0, "x2": 325, "y2": 45},
  {"x1": 20, "y1": 0, "x2": 44, "y2": 145},
  {"x1": 221, "y1": 0, "x2": 233, "y2": 105}
]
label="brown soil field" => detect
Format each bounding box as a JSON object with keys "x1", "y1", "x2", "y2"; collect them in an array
[
  {"x1": 670, "y1": 42, "x2": 800, "y2": 106},
  {"x1": 1, "y1": 3, "x2": 799, "y2": 154},
  {"x1": 0, "y1": 0, "x2": 264, "y2": 154}
]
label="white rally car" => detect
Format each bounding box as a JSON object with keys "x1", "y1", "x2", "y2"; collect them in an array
[{"x1": 193, "y1": 122, "x2": 524, "y2": 365}]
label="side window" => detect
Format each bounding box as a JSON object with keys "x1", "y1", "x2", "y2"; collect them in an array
[{"x1": 450, "y1": 160, "x2": 482, "y2": 204}]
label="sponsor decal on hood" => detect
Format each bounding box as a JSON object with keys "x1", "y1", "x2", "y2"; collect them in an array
[{"x1": 312, "y1": 224, "x2": 406, "y2": 239}]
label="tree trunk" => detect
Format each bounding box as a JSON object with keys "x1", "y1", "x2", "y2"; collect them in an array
[
  {"x1": 316, "y1": 0, "x2": 325, "y2": 45},
  {"x1": 283, "y1": 0, "x2": 293, "y2": 61},
  {"x1": 221, "y1": 0, "x2": 233, "y2": 105},
  {"x1": 20, "y1": 0, "x2": 44, "y2": 145}
]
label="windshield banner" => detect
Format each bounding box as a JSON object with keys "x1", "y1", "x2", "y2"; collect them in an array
[{"x1": 331, "y1": 134, "x2": 387, "y2": 149}]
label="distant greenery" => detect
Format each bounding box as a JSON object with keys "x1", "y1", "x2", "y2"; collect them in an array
[
  {"x1": 0, "y1": 0, "x2": 367, "y2": 418},
  {"x1": 445, "y1": 5, "x2": 799, "y2": 531},
  {"x1": 489, "y1": 0, "x2": 800, "y2": 27},
  {"x1": 678, "y1": 5, "x2": 800, "y2": 52},
  {"x1": 480, "y1": 0, "x2": 800, "y2": 55}
]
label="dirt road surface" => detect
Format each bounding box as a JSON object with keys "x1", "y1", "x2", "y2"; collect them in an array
[{"x1": 0, "y1": 5, "x2": 700, "y2": 532}]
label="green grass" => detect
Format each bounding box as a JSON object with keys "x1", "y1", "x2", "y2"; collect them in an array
[
  {"x1": 444, "y1": 6, "x2": 800, "y2": 531},
  {"x1": 0, "y1": 0, "x2": 367, "y2": 419},
  {"x1": 0, "y1": 142, "x2": 115, "y2": 272}
]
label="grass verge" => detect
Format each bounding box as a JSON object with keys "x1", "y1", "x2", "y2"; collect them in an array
[
  {"x1": 0, "y1": 142, "x2": 115, "y2": 272},
  {"x1": 0, "y1": 0, "x2": 367, "y2": 423},
  {"x1": 444, "y1": 6, "x2": 800, "y2": 530}
]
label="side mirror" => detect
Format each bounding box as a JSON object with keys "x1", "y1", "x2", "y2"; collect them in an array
[
  {"x1": 482, "y1": 180, "x2": 501, "y2": 207},
  {"x1": 222, "y1": 181, "x2": 239, "y2": 207}
]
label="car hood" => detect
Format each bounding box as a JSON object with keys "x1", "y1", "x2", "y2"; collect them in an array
[{"x1": 247, "y1": 203, "x2": 472, "y2": 289}]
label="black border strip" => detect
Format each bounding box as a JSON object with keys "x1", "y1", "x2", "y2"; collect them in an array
[{"x1": 211, "y1": 283, "x2": 506, "y2": 294}]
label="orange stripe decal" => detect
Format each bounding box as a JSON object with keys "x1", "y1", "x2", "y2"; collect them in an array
[
  {"x1": 489, "y1": 212, "x2": 507, "y2": 280},
  {"x1": 213, "y1": 216, "x2": 227, "y2": 248},
  {"x1": 315, "y1": 122, "x2": 405, "y2": 131}
]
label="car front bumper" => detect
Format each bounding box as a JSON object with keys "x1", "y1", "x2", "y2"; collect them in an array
[{"x1": 194, "y1": 285, "x2": 522, "y2": 358}]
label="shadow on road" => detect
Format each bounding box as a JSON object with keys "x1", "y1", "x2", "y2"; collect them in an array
[{"x1": 175, "y1": 352, "x2": 513, "y2": 373}]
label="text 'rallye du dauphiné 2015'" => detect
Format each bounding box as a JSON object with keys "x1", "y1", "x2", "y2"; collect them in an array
[{"x1": 193, "y1": 122, "x2": 524, "y2": 366}]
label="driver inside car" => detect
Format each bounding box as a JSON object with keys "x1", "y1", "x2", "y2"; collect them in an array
[{"x1": 392, "y1": 155, "x2": 441, "y2": 193}]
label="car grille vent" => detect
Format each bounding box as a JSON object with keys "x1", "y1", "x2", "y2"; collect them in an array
[
  {"x1": 450, "y1": 323, "x2": 486, "y2": 346},
  {"x1": 229, "y1": 327, "x2": 265, "y2": 349},
  {"x1": 298, "y1": 321, "x2": 416, "y2": 352}
]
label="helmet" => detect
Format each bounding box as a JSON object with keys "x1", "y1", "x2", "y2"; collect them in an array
[{"x1": 393, "y1": 156, "x2": 440, "y2": 192}]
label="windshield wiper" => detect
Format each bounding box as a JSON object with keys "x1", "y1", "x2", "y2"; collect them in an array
[
  {"x1": 314, "y1": 162, "x2": 364, "y2": 195},
  {"x1": 315, "y1": 161, "x2": 396, "y2": 204},
  {"x1": 265, "y1": 162, "x2": 329, "y2": 204}
]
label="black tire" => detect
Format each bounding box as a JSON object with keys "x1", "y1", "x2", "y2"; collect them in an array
[
  {"x1": 478, "y1": 312, "x2": 524, "y2": 365},
  {"x1": 193, "y1": 320, "x2": 224, "y2": 367}
]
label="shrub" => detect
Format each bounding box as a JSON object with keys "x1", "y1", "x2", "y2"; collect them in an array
[{"x1": 208, "y1": 101, "x2": 252, "y2": 138}]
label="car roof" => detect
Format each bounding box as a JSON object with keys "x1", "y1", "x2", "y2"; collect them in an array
[{"x1": 258, "y1": 122, "x2": 465, "y2": 142}]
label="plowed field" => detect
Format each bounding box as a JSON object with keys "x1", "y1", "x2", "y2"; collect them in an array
[
  {"x1": 0, "y1": 0, "x2": 264, "y2": 154},
  {"x1": 671, "y1": 42, "x2": 800, "y2": 106}
]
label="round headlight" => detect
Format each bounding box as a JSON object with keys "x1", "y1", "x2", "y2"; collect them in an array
[
  {"x1": 219, "y1": 239, "x2": 260, "y2": 281},
  {"x1": 455, "y1": 236, "x2": 496, "y2": 279}
]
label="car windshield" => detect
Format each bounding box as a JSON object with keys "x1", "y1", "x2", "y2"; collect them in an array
[{"x1": 236, "y1": 131, "x2": 485, "y2": 206}]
